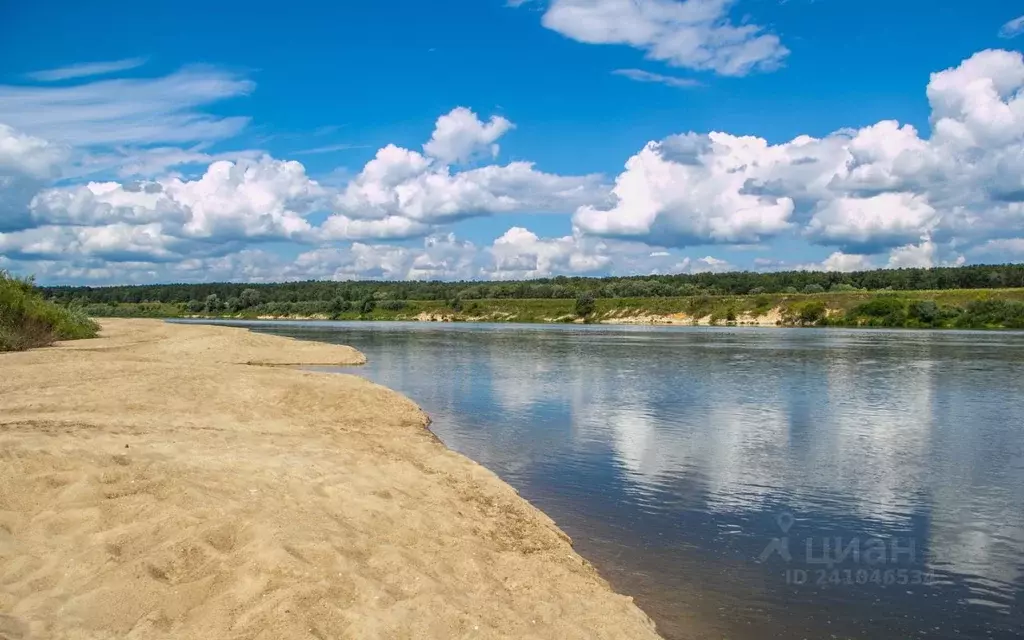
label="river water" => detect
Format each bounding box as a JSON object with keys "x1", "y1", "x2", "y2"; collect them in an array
[{"x1": 198, "y1": 320, "x2": 1024, "y2": 639}]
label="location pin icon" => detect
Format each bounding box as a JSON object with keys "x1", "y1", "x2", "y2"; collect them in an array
[{"x1": 776, "y1": 512, "x2": 795, "y2": 534}]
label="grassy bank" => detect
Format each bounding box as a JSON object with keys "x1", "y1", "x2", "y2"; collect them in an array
[
  {"x1": 71, "y1": 288, "x2": 1024, "y2": 329},
  {"x1": 1, "y1": 271, "x2": 98, "y2": 351}
]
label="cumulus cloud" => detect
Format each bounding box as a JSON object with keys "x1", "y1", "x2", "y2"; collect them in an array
[
  {"x1": 488, "y1": 227, "x2": 611, "y2": 278},
  {"x1": 805, "y1": 193, "x2": 938, "y2": 252},
  {"x1": 533, "y1": 0, "x2": 788, "y2": 76},
  {"x1": 6, "y1": 49, "x2": 1024, "y2": 285},
  {"x1": 326, "y1": 108, "x2": 607, "y2": 233},
  {"x1": 577, "y1": 49, "x2": 1024, "y2": 258},
  {"x1": 0, "y1": 124, "x2": 69, "y2": 231},
  {"x1": 574, "y1": 132, "x2": 795, "y2": 246},
  {"x1": 819, "y1": 252, "x2": 875, "y2": 273},
  {"x1": 423, "y1": 107, "x2": 514, "y2": 164},
  {"x1": 3, "y1": 156, "x2": 324, "y2": 265}
]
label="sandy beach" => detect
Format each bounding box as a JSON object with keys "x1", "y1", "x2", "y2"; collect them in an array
[{"x1": 0, "y1": 319, "x2": 660, "y2": 639}]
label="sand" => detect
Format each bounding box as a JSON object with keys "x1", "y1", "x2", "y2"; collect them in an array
[{"x1": 0, "y1": 319, "x2": 660, "y2": 639}]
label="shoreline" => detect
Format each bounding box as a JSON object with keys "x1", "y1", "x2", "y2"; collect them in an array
[{"x1": 0, "y1": 319, "x2": 660, "y2": 639}]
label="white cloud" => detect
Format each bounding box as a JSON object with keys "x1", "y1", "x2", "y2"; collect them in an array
[
  {"x1": 886, "y1": 238, "x2": 939, "y2": 269},
  {"x1": 612, "y1": 68, "x2": 702, "y2": 88},
  {"x1": 820, "y1": 251, "x2": 874, "y2": 273},
  {"x1": 535, "y1": 0, "x2": 788, "y2": 76},
  {"x1": 974, "y1": 237, "x2": 1024, "y2": 258},
  {"x1": 672, "y1": 255, "x2": 735, "y2": 273},
  {"x1": 573, "y1": 132, "x2": 795, "y2": 246},
  {"x1": 488, "y1": 226, "x2": 611, "y2": 278},
  {"x1": 292, "y1": 233, "x2": 482, "y2": 281},
  {"x1": 0, "y1": 66, "x2": 254, "y2": 147},
  {"x1": 0, "y1": 124, "x2": 68, "y2": 179},
  {"x1": 26, "y1": 58, "x2": 148, "y2": 82},
  {"x1": 578, "y1": 49, "x2": 1024, "y2": 257},
  {"x1": 7, "y1": 49, "x2": 1024, "y2": 284},
  {"x1": 0, "y1": 223, "x2": 186, "y2": 262},
  {"x1": 319, "y1": 214, "x2": 431, "y2": 241},
  {"x1": 326, "y1": 108, "x2": 607, "y2": 236},
  {"x1": 999, "y1": 15, "x2": 1024, "y2": 39},
  {"x1": 423, "y1": 107, "x2": 514, "y2": 164},
  {"x1": 16, "y1": 156, "x2": 324, "y2": 263},
  {"x1": 0, "y1": 124, "x2": 70, "y2": 231},
  {"x1": 805, "y1": 193, "x2": 938, "y2": 251}
]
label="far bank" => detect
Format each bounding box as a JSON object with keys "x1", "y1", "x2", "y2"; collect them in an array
[{"x1": 69, "y1": 288, "x2": 1024, "y2": 330}]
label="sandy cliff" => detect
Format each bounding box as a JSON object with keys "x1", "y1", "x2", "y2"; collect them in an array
[{"x1": 0, "y1": 319, "x2": 659, "y2": 639}]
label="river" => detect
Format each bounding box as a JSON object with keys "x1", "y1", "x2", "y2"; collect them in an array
[{"x1": 193, "y1": 320, "x2": 1024, "y2": 639}]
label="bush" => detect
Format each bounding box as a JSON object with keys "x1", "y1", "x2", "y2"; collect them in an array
[
  {"x1": 575, "y1": 292, "x2": 596, "y2": 317},
  {"x1": 908, "y1": 300, "x2": 939, "y2": 325},
  {"x1": 851, "y1": 296, "x2": 907, "y2": 317},
  {"x1": 378, "y1": 300, "x2": 407, "y2": 311},
  {"x1": 360, "y1": 298, "x2": 376, "y2": 314},
  {"x1": 802, "y1": 284, "x2": 826, "y2": 294},
  {"x1": 956, "y1": 299, "x2": 1024, "y2": 329},
  {"x1": 790, "y1": 300, "x2": 827, "y2": 325},
  {"x1": 846, "y1": 296, "x2": 908, "y2": 326},
  {"x1": 830, "y1": 283, "x2": 858, "y2": 292},
  {"x1": 328, "y1": 298, "x2": 350, "y2": 315},
  {"x1": 203, "y1": 294, "x2": 222, "y2": 313},
  {"x1": 1, "y1": 270, "x2": 98, "y2": 351}
]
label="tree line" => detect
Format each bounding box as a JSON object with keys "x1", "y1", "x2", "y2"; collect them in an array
[{"x1": 41, "y1": 263, "x2": 1024, "y2": 309}]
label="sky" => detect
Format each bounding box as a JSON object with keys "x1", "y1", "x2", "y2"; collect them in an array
[{"x1": 1, "y1": 0, "x2": 1023, "y2": 285}]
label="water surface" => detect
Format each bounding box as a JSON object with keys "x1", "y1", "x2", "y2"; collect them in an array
[{"x1": 194, "y1": 321, "x2": 1024, "y2": 639}]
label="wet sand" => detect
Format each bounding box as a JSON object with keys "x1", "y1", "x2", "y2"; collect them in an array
[{"x1": 0, "y1": 319, "x2": 660, "y2": 639}]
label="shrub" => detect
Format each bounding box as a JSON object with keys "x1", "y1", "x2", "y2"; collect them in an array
[
  {"x1": 802, "y1": 284, "x2": 826, "y2": 294},
  {"x1": 956, "y1": 299, "x2": 1024, "y2": 329},
  {"x1": 790, "y1": 300, "x2": 827, "y2": 325},
  {"x1": 360, "y1": 298, "x2": 376, "y2": 314},
  {"x1": 203, "y1": 294, "x2": 222, "y2": 313},
  {"x1": 846, "y1": 296, "x2": 908, "y2": 326},
  {"x1": 0, "y1": 270, "x2": 98, "y2": 351},
  {"x1": 378, "y1": 300, "x2": 407, "y2": 311},
  {"x1": 851, "y1": 296, "x2": 907, "y2": 318},
  {"x1": 575, "y1": 292, "x2": 596, "y2": 317},
  {"x1": 328, "y1": 298, "x2": 350, "y2": 314},
  {"x1": 830, "y1": 283, "x2": 858, "y2": 292},
  {"x1": 908, "y1": 300, "x2": 939, "y2": 325}
]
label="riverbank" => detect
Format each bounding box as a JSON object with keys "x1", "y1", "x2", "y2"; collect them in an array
[
  {"x1": 0, "y1": 319, "x2": 660, "y2": 639},
  {"x1": 70, "y1": 288, "x2": 1024, "y2": 329}
]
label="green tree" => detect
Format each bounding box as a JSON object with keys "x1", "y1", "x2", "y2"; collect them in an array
[
  {"x1": 328, "y1": 297, "x2": 350, "y2": 315},
  {"x1": 239, "y1": 288, "x2": 260, "y2": 308},
  {"x1": 203, "y1": 294, "x2": 221, "y2": 313},
  {"x1": 575, "y1": 292, "x2": 596, "y2": 318}
]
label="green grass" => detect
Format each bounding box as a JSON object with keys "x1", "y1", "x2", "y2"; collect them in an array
[
  {"x1": 68, "y1": 288, "x2": 1024, "y2": 330},
  {"x1": 1, "y1": 271, "x2": 99, "y2": 352}
]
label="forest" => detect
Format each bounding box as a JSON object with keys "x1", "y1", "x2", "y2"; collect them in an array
[
  {"x1": 34, "y1": 263, "x2": 1024, "y2": 330},
  {"x1": 40, "y1": 263, "x2": 1024, "y2": 308}
]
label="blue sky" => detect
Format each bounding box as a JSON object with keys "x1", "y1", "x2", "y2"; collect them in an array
[{"x1": 1, "y1": 0, "x2": 1023, "y2": 283}]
